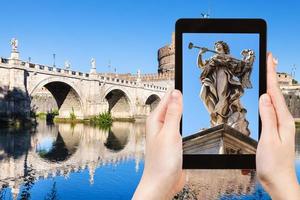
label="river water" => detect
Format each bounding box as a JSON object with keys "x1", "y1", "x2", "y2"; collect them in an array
[{"x1": 0, "y1": 121, "x2": 299, "y2": 200}]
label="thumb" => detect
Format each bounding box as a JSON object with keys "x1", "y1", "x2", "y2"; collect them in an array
[
  {"x1": 161, "y1": 90, "x2": 183, "y2": 136},
  {"x1": 259, "y1": 93, "x2": 278, "y2": 142}
]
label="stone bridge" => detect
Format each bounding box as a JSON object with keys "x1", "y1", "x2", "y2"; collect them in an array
[{"x1": 0, "y1": 51, "x2": 173, "y2": 120}]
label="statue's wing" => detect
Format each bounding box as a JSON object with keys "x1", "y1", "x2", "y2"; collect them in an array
[{"x1": 240, "y1": 50, "x2": 255, "y2": 89}]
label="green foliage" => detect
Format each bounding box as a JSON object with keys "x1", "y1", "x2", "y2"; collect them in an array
[
  {"x1": 52, "y1": 109, "x2": 59, "y2": 116},
  {"x1": 90, "y1": 112, "x2": 113, "y2": 129},
  {"x1": 37, "y1": 112, "x2": 47, "y2": 119},
  {"x1": 38, "y1": 149, "x2": 48, "y2": 158},
  {"x1": 69, "y1": 107, "x2": 76, "y2": 121}
]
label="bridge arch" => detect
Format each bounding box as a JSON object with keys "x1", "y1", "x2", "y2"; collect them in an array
[
  {"x1": 30, "y1": 77, "x2": 84, "y2": 119},
  {"x1": 103, "y1": 87, "x2": 134, "y2": 119},
  {"x1": 145, "y1": 94, "x2": 161, "y2": 112}
]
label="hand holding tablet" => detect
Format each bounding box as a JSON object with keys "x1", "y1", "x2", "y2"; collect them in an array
[
  {"x1": 256, "y1": 53, "x2": 300, "y2": 199},
  {"x1": 175, "y1": 19, "x2": 267, "y2": 169},
  {"x1": 134, "y1": 18, "x2": 299, "y2": 199}
]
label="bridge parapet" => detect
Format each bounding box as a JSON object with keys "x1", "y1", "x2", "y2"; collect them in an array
[
  {"x1": 96, "y1": 74, "x2": 168, "y2": 92},
  {"x1": 0, "y1": 58, "x2": 91, "y2": 79},
  {"x1": 0, "y1": 57, "x2": 169, "y2": 93}
]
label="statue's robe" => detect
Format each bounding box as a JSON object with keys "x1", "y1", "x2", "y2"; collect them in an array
[{"x1": 198, "y1": 54, "x2": 250, "y2": 136}]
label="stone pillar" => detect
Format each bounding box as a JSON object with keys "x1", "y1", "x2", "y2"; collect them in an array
[
  {"x1": 6, "y1": 38, "x2": 31, "y2": 121},
  {"x1": 9, "y1": 51, "x2": 21, "y2": 66}
]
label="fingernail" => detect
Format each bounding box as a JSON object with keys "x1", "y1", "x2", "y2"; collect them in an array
[
  {"x1": 261, "y1": 94, "x2": 272, "y2": 106},
  {"x1": 171, "y1": 90, "x2": 181, "y2": 102},
  {"x1": 273, "y1": 57, "x2": 278, "y2": 65}
]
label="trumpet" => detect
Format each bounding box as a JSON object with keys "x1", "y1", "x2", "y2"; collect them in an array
[{"x1": 188, "y1": 42, "x2": 244, "y2": 62}]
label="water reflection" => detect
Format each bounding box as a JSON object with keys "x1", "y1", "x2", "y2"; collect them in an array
[
  {"x1": 0, "y1": 120, "x2": 145, "y2": 199},
  {"x1": 0, "y1": 122, "x2": 299, "y2": 199}
]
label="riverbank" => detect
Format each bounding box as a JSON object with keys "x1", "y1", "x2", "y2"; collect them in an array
[{"x1": 53, "y1": 117, "x2": 136, "y2": 124}]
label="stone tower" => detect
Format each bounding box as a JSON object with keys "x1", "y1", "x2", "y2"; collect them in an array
[{"x1": 157, "y1": 33, "x2": 175, "y2": 73}]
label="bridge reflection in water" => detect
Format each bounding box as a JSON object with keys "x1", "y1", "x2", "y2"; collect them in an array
[
  {"x1": 0, "y1": 121, "x2": 145, "y2": 199},
  {"x1": 0, "y1": 123, "x2": 299, "y2": 199}
]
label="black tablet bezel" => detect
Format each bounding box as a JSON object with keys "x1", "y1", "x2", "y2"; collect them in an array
[{"x1": 175, "y1": 18, "x2": 267, "y2": 169}]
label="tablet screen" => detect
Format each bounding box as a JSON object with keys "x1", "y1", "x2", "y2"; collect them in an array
[{"x1": 182, "y1": 33, "x2": 259, "y2": 155}]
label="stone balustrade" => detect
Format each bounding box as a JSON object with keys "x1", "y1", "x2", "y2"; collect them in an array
[{"x1": 0, "y1": 57, "x2": 169, "y2": 92}]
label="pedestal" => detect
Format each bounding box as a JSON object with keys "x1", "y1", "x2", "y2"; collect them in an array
[
  {"x1": 90, "y1": 68, "x2": 97, "y2": 74},
  {"x1": 183, "y1": 124, "x2": 257, "y2": 154},
  {"x1": 10, "y1": 51, "x2": 19, "y2": 60},
  {"x1": 9, "y1": 51, "x2": 20, "y2": 65}
]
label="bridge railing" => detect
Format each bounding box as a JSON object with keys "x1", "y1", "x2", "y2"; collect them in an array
[
  {"x1": 17, "y1": 61, "x2": 91, "y2": 78},
  {"x1": 0, "y1": 57, "x2": 168, "y2": 92},
  {"x1": 97, "y1": 74, "x2": 168, "y2": 91}
]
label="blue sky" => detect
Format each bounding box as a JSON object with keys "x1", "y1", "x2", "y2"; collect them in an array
[
  {"x1": 183, "y1": 33, "x2": 259, "y2": 140},
  {"x1": 0, "y1": 0, "x2": 299, "y2": 80}
]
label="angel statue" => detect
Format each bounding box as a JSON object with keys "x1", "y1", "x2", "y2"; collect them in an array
[
  {"x1": 193, "y1": 41, "x2": 255, "y2": 136},
  {"x1": 10, "y1": 38, "x2": 18, "y2": 52},
  {"x1": 91, "y1": 58, "x2": 96, "y2": 69},
  {"x1": 64, "y1": 60, "x2": 71, "y2": 69}
]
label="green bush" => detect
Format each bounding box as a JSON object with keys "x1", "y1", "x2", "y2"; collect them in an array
[
  {"x1": 36, "y1": 112, "x2": 47, "y2": 119},
  {"x1": 69, "y1": 107, "x2": 76, "y2": 121},
  {"x1": 52, "y1": 109, "x2": 59, "y2": 116},
  {"x1": 90, "y1": 112, "x2": 113, "y2": 129}
]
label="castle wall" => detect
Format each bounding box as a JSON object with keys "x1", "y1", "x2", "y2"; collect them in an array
[{"x1": 282, "y1": 87, "x2": 300, "y2": 118}]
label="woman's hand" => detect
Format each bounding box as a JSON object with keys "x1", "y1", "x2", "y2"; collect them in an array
[
  {"x1": 257, "y1": 53, "x2": 300, "y2": 199},
  {"x1": 133, "y1": 90, "x2": 185, "y2": 200}
]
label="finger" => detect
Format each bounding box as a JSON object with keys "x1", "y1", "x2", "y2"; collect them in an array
[
  {"x1": 146, "y1": 90, "x2": 172, "y2": 136},
  {"x1": 266, "y1": 53, "x2": 295, "y2": 140},
  {"x1": 259, "y1": 93, "x2": 279, "y2": 142},
  {"x1": 161, "y1": 90, "x2": 183, "y2": 137}
]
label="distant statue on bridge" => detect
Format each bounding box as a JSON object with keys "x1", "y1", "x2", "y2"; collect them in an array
[
  {"x1": 91, "y1": 58, "x2": 96, "y2": 69},
  {"x1": 190, "y1": 41, "x2": 255, "y2": 136},
  {"x1": 10, "y1": 38, "x2": 18, "y2": 52},
  {"x1": 64, "y1": 60, "x2": 71, "y2": 69},
  {"x1": 137, "y1": 69, "x2": 141, "y2": 78}
]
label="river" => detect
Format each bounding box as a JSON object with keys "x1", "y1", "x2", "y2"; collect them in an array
[{"x1": 0, "y1": 121, "x2": 299, "y2": 199}]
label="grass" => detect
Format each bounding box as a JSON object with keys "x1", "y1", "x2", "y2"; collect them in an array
[
  {"x1": 112, "y1": 117, "x2": 135, "y2": 122},
  {"x1": 36, "y1": 112, "x2": 47, "y2": 119},
  {"x1": 53, "y1": 118, "x2": 86, "y2": 123},
  {"x1": 37, "y1": 108, "x2": 135, "y2": 129},
  {"x1": 69, "y1": 107, "x2": 77, "y2": 121},
  {"x1": 90, "y1": 112, "x2": 113, "y2": 129}
]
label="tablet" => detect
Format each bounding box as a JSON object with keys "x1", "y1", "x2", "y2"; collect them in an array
[{"x1": 175, "y1": 19, "x2": 267, "y2": 169}]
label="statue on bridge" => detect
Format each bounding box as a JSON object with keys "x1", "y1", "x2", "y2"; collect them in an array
[
  {"x1": 189, "y1": 41, "x2": 255, "y2": 136},
  {"x1": 10, "y1": 38, "x2": 18, "y2": 52},
  {"x1": 91, "y1": 58, "x2": 96, "y2": 69},
  {"x1": 64, "y1": 60, "x2": 71, "y2": 69},
  {"x1": 90, "y1": 58, "x2": 97, "y2": 74}
]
